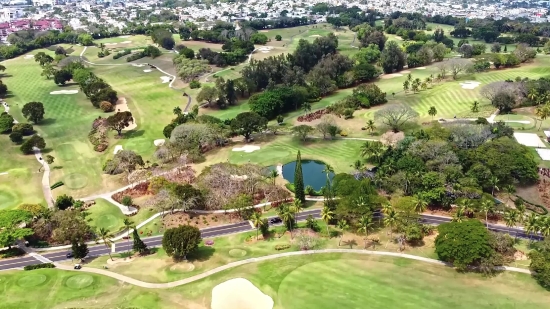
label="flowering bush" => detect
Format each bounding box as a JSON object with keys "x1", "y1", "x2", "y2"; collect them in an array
[{"x1": 205, "y1": 239, "x2": 214, "y2": 246}]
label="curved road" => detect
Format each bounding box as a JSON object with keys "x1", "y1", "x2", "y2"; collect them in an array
[{"x1": 0, "y1": 209, "x2": 539, "y2": 271}]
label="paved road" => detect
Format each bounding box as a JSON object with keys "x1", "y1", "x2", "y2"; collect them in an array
[{"x1": 0, "y1": 209, "x2": 540, "y2": 271}]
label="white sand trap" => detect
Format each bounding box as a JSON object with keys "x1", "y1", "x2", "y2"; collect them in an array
[
  {"x1": 154, "y1": 139, "x2": 165, "y2": 146},
  {"x1": 120, "y1": 41, "x2": 132, "y2": 44},
  {"x1": 132, "y1": 64, "x2": 145, "y2": 67},
  {"x1": 514, "y1": 132, "x2": 546, "y2": 148},
  {"x1": 211, "y1": 278, "x2": 273, "y2": 309},
  {"x1": 50, "y1": 90, "x2": 79, "y2": 95},
  {"x1": 24, "y1": 54, "x2": 34, "y2": 59},
  {"x1": 257, "y1": 46, "x2": 273, "y2": 54},
  {"x1": 232, "y1": 145, "x2": 260, "y2": 153},
  {"x1": 143, "y1": 69, "x2": 152, "y2": 73},
  {"x1": 415, "y1": 67, "x2": 426, "y2": 70},
  {"x1": 505, "y1": 120, "x2": 531, "y2": 124},
  {"x1": 460, "y1": 81, "x2": 481, "y2": 90},
  {"x1": 114, "y1": 97, "x2": 137, "y2": 130},
  {"x1": 381, "y1": 73, "x2": 403, "y2": 79},
  {"x1": 310, "y1": 34, "x2": 321, "y2": 37},
  {"x1": 114, "y1": 145, "x2": 123, "y2": 154},
  {"x1": 0, "y1": 172, "x2": 8, "y2": 176},
  {"x1": 160, "y1": 76, "x2": 171, "y2": 83},
  {"x1": 536, "y1": 148, "x2": 550, "y2": 161}
]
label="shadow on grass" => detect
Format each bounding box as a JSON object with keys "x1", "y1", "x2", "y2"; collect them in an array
[
  {"x1": 123, "y1": 130, "x2": 145, "y2": 139},
  {"x1": 41, "y1": 118, "x2": 57, "y2": 125},
  {"x1": 186, "y1": 246, "x2": 215, "y2": 262}
]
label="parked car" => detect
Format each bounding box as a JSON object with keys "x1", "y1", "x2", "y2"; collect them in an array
[
  {"x1": 269, "y1": 217, "x2": 283, "y2": 224},
  {"x1": 66, "y1": 252, "x2": 73, "y2": 258}
]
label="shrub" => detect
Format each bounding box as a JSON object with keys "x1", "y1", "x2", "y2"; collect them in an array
[
  {"x1": 113, "y1": 49, "x2": 131, "y2": 59},
  {"x1": 24, "y1": 263, "x2": 55, "y2": 270},
  {"x1": 126, "y1": 52, "x2": 146, "y2": 62},
  {"x1": 189, "y1": 80, "x2": 201, "y2": 89},
  {"x1": 99, "y1": 101, "x2": 113, "y2": 112},
  {"x1": 9, "y1": 131, "x2": 23, "y2": 143},
  {"x1": 50, "y1": 181, "x2": 64, "y2": 190},
  {"x1": 340, "y1": 131, "x2": 348, "y2": 137},
  {"x1": 55, "y1": 194, "x2": 74, "y2": 210},
  {"x1": 305, "y1": 185, "x2": 315, "y2": 195},
  {"x1": 12, "y1": 123, "x2": 34, "y2": 135},
  {"x1": 275, "y1": 244, "x2": 291, "y2": 250},
  {"x1": 94, "y1": 143, "x2": 108, "y2": 152},
  {"x1": 260, "y1": 218, "x2": 270, "y2": 236},
  {"x1": 121, "y1": 195, "x2": 133, "y2": 207},
  {"x1": 514, "y1": 195, "x2": 548, "y2": 215},
  {"x1": 205, "y1": 239, "x2": 214, "y2": 246}
]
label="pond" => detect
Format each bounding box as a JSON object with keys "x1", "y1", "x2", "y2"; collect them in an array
[{"x1": 281, "y1": 160, "x2": 334, "y2": 191}]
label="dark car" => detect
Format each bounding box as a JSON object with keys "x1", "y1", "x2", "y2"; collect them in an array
[
  {"x1": 269, "y1": 217, "x2": 282, "y2": 224},
  {"x1": 66, "y1": 252, "x2": 73, "y2": 258}
]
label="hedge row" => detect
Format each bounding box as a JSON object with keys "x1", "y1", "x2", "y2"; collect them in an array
[
  {"x1": 126, "y1": 53, "x2": 145, "y2": 62},
  {"x1": 285, "y1": 183, "x2": 323, "y2": 196},
  {"x1": 275, "y1": 244, "x2": 290, "y2": 250},
  {"x1": 113, "y1": 49, "x2": 131, "y2": 59},
  {"x1": 50, "y1": 181, "x2": 64, "y2": 190},
  {"x1": 24, "y1": 263, "x2": 55, "y2": 271},
  {"x1": 514, "y1": 195, "x2": 549, "y2": 215}
]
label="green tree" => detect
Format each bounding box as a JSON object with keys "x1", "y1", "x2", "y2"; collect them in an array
[
  {"x1": 365, "y1": 119, "x2": 376, "y2": 135},
  {"x1": 321, "y1": 206, "x2": 334, "y2": 237},
  {"x1": 529, "y1": 238, "x2": 550, "y2": 289},
  {"x1": 9, "y1": 131, "x2": 22, "y2": 143},
  {"x1": 383, "y1": 207, "x2": 398, "y2": 239},
  {"x1": 55, "y1": 194, "x2": 74, "y2": 210},
  {"x1": 21, "y1": 102, "x2": 45, "y2": 124},
  {"x1": 98, "y1": 228, "x2": 114, "y2": 261},
  {"x1": 107, "y1": 111, "x2": 134, "y2": 135},
  {"x1": 71, "y1": 240, "x2": 89, "y2": 260},
  {"x1": 251, "y1": 212, "x2": 264, "y2": 240},
  {"x1": 121, "y1": 196, "x2": 133, "y2": 210},
  {"x1": 162, "y1": 225, "x2": 202, "y2": 260},
  {"x1": 123, "y1": 218, "x2": 134, "y2": 257},
  {"x1": 275, "y1": 34, "x2": 282, "y2": 41},
  {"x1": 503, "y1": 209, "x2": 519, "y2": 238},
  {"x1": 20, "y1": 134, "x2": 46, "y2": 154},
  {"x1": 132, "y1": 228, "x2": 148, "y2": 254},
  {"x1": 434, "y1": 220, "x2": 493, "y2": 270},
  {"x1": 412, "y1": 197, "x2": 428, "y2": 213},
  {"x1": 230, "y1": 112, "x2": 267, "y2": 141},
  {"x1": 294, "y1": 151, "x2": 305, "y2": 203},
  {"x1": 479, "y1": 199, "x2": 494, "y2": 229},
  {"x1": 358, "y1": 213, "x2": 374, "y2": 248},
  {"x1": 337, "y1": 219, "x2": 349, "y2": 246},
  {"x1": 428, "y1": 106, "x2": 437, "y2": 120},
  {"x1": 471, "y1": 100, "x2": 479, "y2": 112},
  {"x1": 291, "y1": 125, "x2": 314, "y2": 141},
  {"x1": 0, "y1": 113, "x2": 13, "y2": 133}
]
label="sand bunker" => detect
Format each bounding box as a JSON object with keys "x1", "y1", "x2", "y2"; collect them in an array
[
  {"x1": 154, "y1": 139, "x2": 165, "y2": 146},
  {"x1": 460, "y1": 81, "x2": 481, "y2": 90},
  {"x1": 401, "y1": 70, "x2": 411, "y2": 74},
  {"x1": 232, "y1": 145, "x2": 260, "y2": 153},
  {"x1": 120, "y1": 41, "x2": 132, "y2": 44},
  {"x1": 211, "y1": 278, "x2": 273, "y2": 309},
  {"x1": 105, "y1": 42, "x2": 118, "y2": 46},
  {"x1": 24, "y1": 54, "x2": 34, "y2": 59},
  {"x1": 257, "y1": 46, "x2": 273, "y2": 54},
  {"x1": 310, "y1": 34, "x2": 321, "y2": 37},
  {"x1": 160, "y1": 76, "x2": 171, "y2": 83},
  {"x1": 132, "y1": 64, "x2": 145, "y2": 67},
  {"x1": 50, "y1": 90, "x2": 79, "y2": 95},
  {"x1": 143, "y1": 69, "x2": 152, "y2": 73},
  {"x1": 381, "y1": 73, "x2": 403, "y2": 79},
  {"x1": 114, "y1": 97, "x2": 137, "y2": 130},
  {"x1": 415, "y1": 67, "x2": 426, "y2": 70},
  {"x1": 114, "y1": 145, "x2": 123, "y2": 154}
]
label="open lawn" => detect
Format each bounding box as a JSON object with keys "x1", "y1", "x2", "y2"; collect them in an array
[{"x1": 3, "y1": 251, "x2": 546, "y2": 309}]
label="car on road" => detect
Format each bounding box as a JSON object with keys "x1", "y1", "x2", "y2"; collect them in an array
[
  {"x1": 66, "y1": 252, "x2": 73, "y2": 258},
  {"x1": 269, "y1": 217, "x2": 282, "y2": 224}
]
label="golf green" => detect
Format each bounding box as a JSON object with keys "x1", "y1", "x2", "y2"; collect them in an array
[
  {"x1": 63, "y1": 173, "x2": 88, "y2": 189},
  {"x1": 228, "y1": 249, "x2": 247, "y2": 257},
  {"x1": 65, "y1": 274, "x2": 94, "y2": 289},
  {"x1": 16, "y1": 274, "x2": 48, "y2": 288}
]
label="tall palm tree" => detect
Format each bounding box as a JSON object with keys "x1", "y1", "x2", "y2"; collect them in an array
[
  {"x1": 320, "y1": 206, "x2": 334, "y2": 237},
  {"x1": 337, "y1": 219, "x2": 349, "y2": 246},
  {"x1": 365, "y1": 119, "x2": 376, "y2": 135},
  {"x1": 383, "y1": 208, "x2": 398, "y2": 239},
  {"x1": 302, "y1": 102, "x2": 312, "y2": 115},
  {"x1": 360, "y1": 141, "x2": 384, "y2": 164},
  {"x1": 503, "y1": 209, "x2": 519, "y2": 238},
  {"x1": 479, "y1": 199, "x2": 494, "y2": 229},
  {"x1": 358, "y1": 213, "x2": 374, "y2": 248},
  {"x1": 251, "y1": 212, "x2": 264, "y2": 240},
  {"x1": 489, "y1": 176, "x2": 499, "y2": 196},
  {"x1": 536, "y1": 104, "x2": 550, "y2": 129},
  {"x1": 352, "y1": 160, "x2": 362, "y2": 171},
  {"x1": 98, "y1": 228, "x2": 114, "y2": 261},
  {"x1": 471, "y1": 100, "x2": 479, "y2": 113},
  {"x1": 525, "y1": 213, "x2": 539, "y2": 241},
  {"x1": 279, "y1": 205, "x2": 296, "y2": 238},
  {"x1": 322, "y1": 164, "x2": 334, "y2": 185},
  {"x1": 458, "y1": 198, "x2": 474, "y2": 216},
  {"x1": 291, "y1": 199, "x2": 304, "y2": 221},
  {"x1": 268, "y1": 169, "x2": 279, "y2": 185},
  {"x1": 504, "y1": 184, "x2": 516, "y2": 202},
  {"x1": 428, "y1": 106, "x2": 437, "y2": 120},
  {"x1": 123, "y1": 218, "x2": 134, "y2": 257},
  {"x1": 528, "y1": 88, "x2": 538, "y2": 102},
  {"x1": 412, "y1": 197, "x2": 428, "y2": 213},
  {"x1": 381, "y1": 202, "x2": 392, "y2": 215},
  {"x1": 538, "y1": 216, "x2": 550, "y2": 238}
]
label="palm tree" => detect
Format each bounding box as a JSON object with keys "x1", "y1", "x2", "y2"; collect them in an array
[
  {"x1": 322, "y1": 164, "x2": 334, "y2": 184},
  {"x1": 503, "y1": 209, "x2": 519, "y2": 238},
  {"x1": 302, "y1": 102, "x2": 312, "y2": 115},
  {"x1": 403, "y1": 80, "x2": 410, "y2": 93},
  {"x1": 504, "y1": 185, "x2": 516, "y2": 202},
  {"x1": 413, "y1": 197, "x2": 428, "y2": 213},
  {"x1": 452, "y1": 206, "x2": 466, "y2": 222},
  {"x1": 352, "y1": 160, "x2": 362, "y2": 171},
  {"x1": 123, "y1": 218, "x2": 134, "y2": 257},
  {"x1": 489, "y1": 176, "x2": 499, "y2": 196},
  {"x1": 538, "y1": 216, "x2": 550, "y2": 238},
  {"x1": 320, "y1": 206, "x2": 334, "y2": 237},
  {"x1": 381, "y1": 202, "x2": 392, "y2": 214},
  {"x1": 251, "y1": 212, "x2": 264, "y2": 240},
  {"x1": 536, "y1": 104, "x2": 550, "y2": 129},
  {"x1": 479, "y1": 199, "x2": 494, "y2": 229},
  {"x1": 383, "y1": 207, "x2": 398, "y2": 239},
  {"x1": 458, "y1": 198, "x2": 474, "y2": 216},
  {"x1": 428, "y1": 106, "x2": 437, "y2": 120},
  {"x1": 421, "y1": 81, "x2": 427, "y2": 91},
  {"x1": 527, "y1": 88, "x2": 538, "y2": 102},
  {"x1": 407, "y1": 73, "x2": 412, "y2": 81},
  {"x1": 358, "y1": 213, "x2": 374, "y2": 249},
  {"x1": 173, "y1": 106, "x2": 182, "y2": 116},
  {"x1": 337, "y1": 219, "x2": 349, "y2": 246},
  {"x1": 525, "y1": 213, "x2": 539, "y2": 241},
  {"x1": 360, "y1": 141, "x2": 384, "y2": 164},
  {"x1": 98, "y1": 228, "x2": 114, "y2": 261},
  {"x1": 365, "y1": 119, "x2": 376, "y2": 135},
  {"x1": 268, "y1": 169, "x2": 279, "y2": 185},
  {"x1": 279, "y1": 206, "x2": 296, "y2": 238},
  {"x1": 291, "y1": 199, "x2": 303, "y2": 221},
  {"x1": 471, "y1": 100, "x2": 479, "y2": 113}
]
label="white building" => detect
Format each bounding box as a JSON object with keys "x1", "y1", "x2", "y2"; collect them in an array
[
  {"x1": 0, "y1": 7, "x2": 25, "y2": 22},
  {"x1": 33, "y1": 0, "x2": 56, "y2": 6}
]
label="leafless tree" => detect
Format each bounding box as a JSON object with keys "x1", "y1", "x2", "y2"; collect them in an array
[
  {"x1": 435, "y1": 61, "x2": 448, "y2": 78},
  {"x1": 480, "y1": 81, "x2": 508, "y2": 102},
  {"x1": 374, "y1": 104, "x2": 419, "y2": 132},
  {"x1": 316, "y1": 115, "x2": 337, "y2": 139},
  {"x1": 448, "y1": 58, "x2": 472, "y2": 79},
  {"x1": 446, "y1": 123, "x2": 494, "y2": 149}
]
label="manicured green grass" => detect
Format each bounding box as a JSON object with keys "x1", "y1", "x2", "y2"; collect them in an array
[
  {"x1": 86, "y1": 198, "x2": 127, "y2": 232},
  {"x1": 228, "y1": 136, "x2": 363, "y2": 172}
]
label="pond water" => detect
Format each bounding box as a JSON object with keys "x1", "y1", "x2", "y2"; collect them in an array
[{"x1": 281, "y1": 160, "x2": 334, "y2": 191}]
